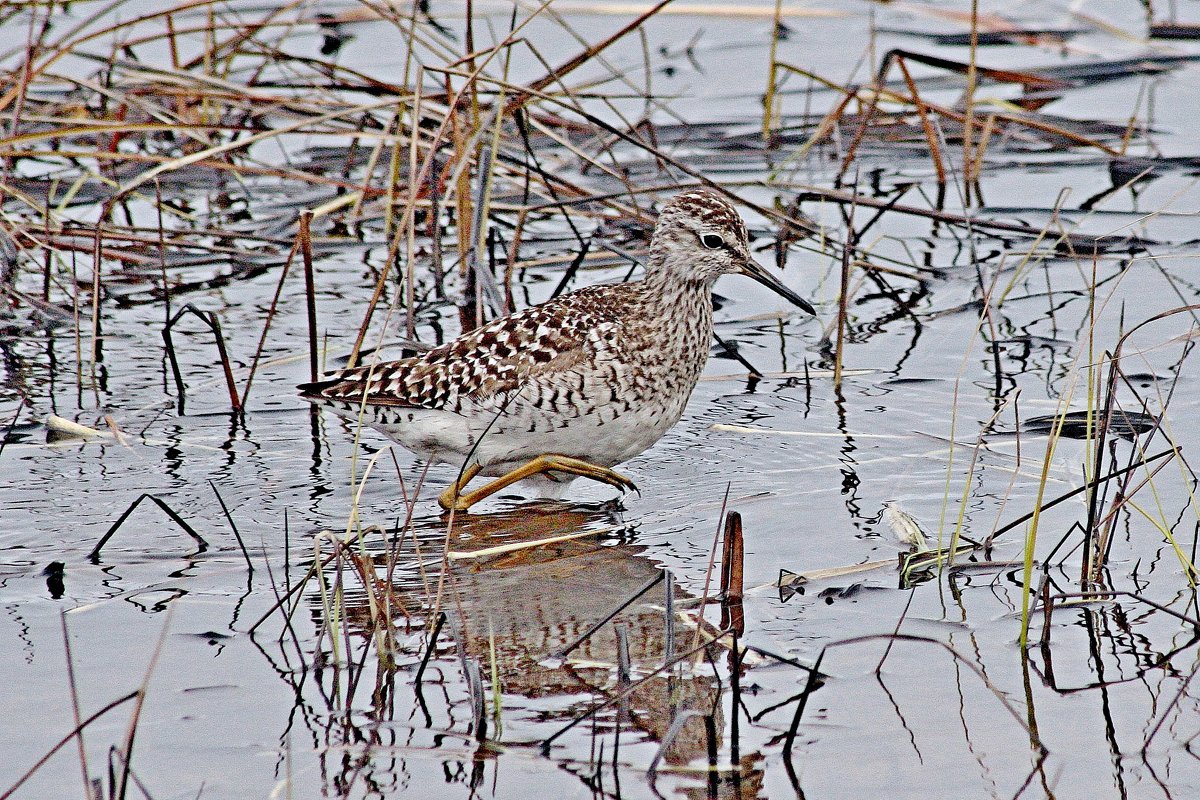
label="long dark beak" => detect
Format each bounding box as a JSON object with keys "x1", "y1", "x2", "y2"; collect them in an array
[{"x1": 740, "y1": 259, "x2": 815, "y2": 315}]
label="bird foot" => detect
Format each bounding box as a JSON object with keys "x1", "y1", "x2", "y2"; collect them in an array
[{"x1": 438, "y1": 455, "x2": 637, "y2": 512}]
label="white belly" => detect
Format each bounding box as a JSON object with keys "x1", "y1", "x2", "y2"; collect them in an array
[
  {"x1": 373, "y1": 395, "x2": 683, "y2": 474},
  {"x1": 319, "y1": 383, "x2": 689, "y2": 479}
]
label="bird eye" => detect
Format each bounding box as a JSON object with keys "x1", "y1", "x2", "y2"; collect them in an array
[{"x1": 700, "y1": 233, "x2": 724, "y2": 249}]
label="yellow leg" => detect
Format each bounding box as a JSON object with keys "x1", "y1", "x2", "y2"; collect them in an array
[
  {"x1": 438, "y1": 462, "x2": 482, "y2": 511},
  {"x1": 437, "y1": 455, "x2": 638, "y2": 512}
]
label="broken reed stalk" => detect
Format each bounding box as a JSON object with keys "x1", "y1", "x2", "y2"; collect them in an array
[
  {"x1": 89, "y1": 493, "x2": 209, "y2": 563},
  {"x1": 714, "y1": 332, "x2": 765, "y2": 379},
  {"x1": 161, "y1": 304, "x2": 241, "y2": 413},
  {"x1": 892, "y1": 56, "x2": 946, "y2": 184},
  {"x1": 527, "y1": 0, "x2": 674, "y2": 95},
  {"x1": 984, "y1": 449, "x2": 1176, "y2": 548},
  {"x1": 798, "y1": 185, "x2": 1122, "y2": 252},
  {"x1": 720, "y1": 511, "x2": 745, "y2": 635},
  {"x1": 299, "y1": 210, "x2": 319, "y2": 384}
]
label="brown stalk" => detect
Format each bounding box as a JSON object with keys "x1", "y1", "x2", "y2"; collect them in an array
[
  {"x1": 299, "y1": 210, "x2": 319, "y2": 383},
  {"x1": 835, "y1": 76, "x2": 885, "y2": 184},
  {"x1": 2, "y1": 0, "x2": 49, "y2": 182},
  {"x1": 983, "y1": 448, "x2": 1175, "y2": 549},
  {"x1": 880, "y1": 48, "x2": 1071, "y2": 92},
  {"x1": 240, "y1": 239, "x2": 300, "y2": 407},
  {"x1": 180, "y1": 0, "x2": 302, "y2": 72},
  {"x1": 720, "y1": 512, "x2": 745, "y2": 636},
  {"x1": 525, "y1": 0, "x2": 674, "y2": 94},
  {"x1": 88, "y1": 206, "x2": 106, "y2": 405},
  {"x1": 970, "y1": 111, "x2": 998, "y2": 180},
  {"x1": 504, "y1": 206, "x2": 529, "y2": 312},
  {"x1": 894, "y1": 56, "x2": 947, "y2": 184},
  {"x1": 161, "y1": 304, "x2": 242, "y2": 413},
  {"x1": 405, "y1": 81, "x2": 423, "y2": 339},
  {"x1": 1092, "y1": 446, "x2": 1181, "y2": 579}
]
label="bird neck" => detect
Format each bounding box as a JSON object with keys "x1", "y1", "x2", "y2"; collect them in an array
[
  {"x1": 640, "y1": 264, "x2": 712, "y2": 310},
  {"x1": 635, "y1": 270, "x2": 715, "y2": 364},
  {"x1": 642, "y1": 253, "x2": 713, "y2": 304}
]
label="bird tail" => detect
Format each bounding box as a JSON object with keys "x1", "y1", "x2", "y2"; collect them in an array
[{"x1": 297, "y1": 375, "x2": 342, "y2": 399}]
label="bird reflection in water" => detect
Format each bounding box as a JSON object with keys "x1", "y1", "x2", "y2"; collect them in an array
[{"x1": 320, "y1": 502, "x2": 766, "y2": 798}]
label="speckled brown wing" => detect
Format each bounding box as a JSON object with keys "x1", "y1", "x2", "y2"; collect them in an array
[{"x1": 298, "y1": 284, "x2": 629, "y2": 414}]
